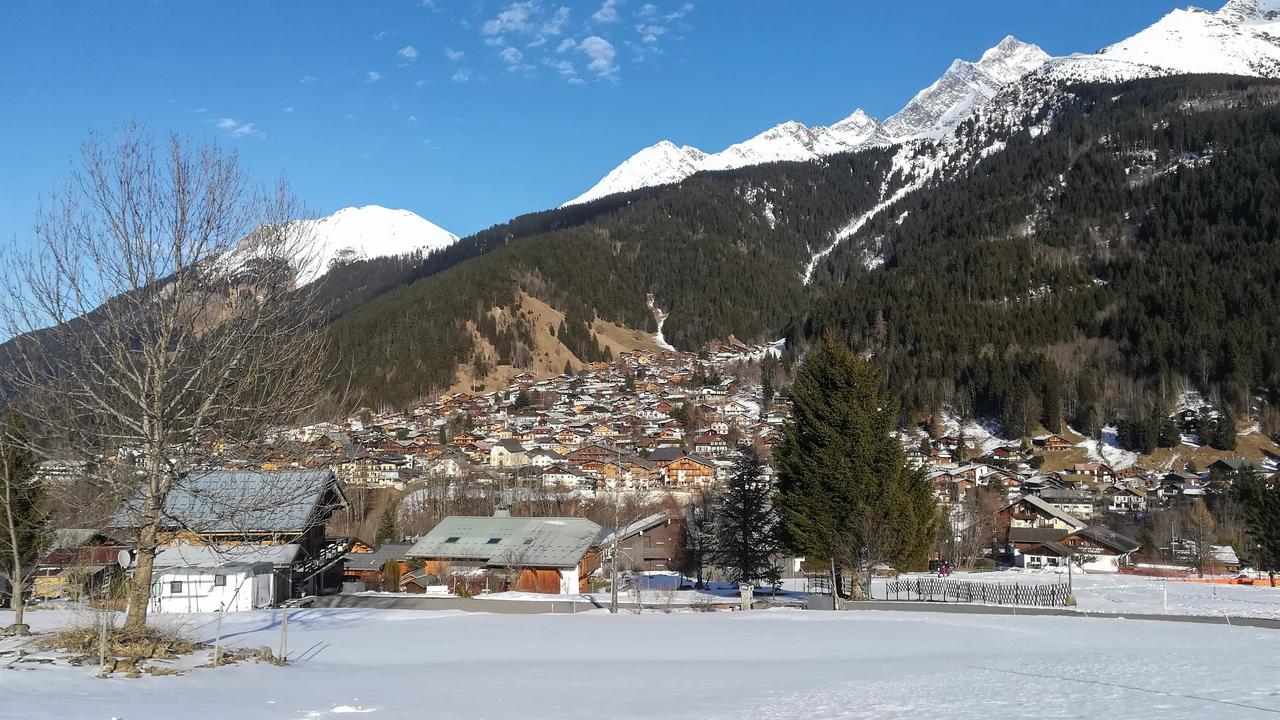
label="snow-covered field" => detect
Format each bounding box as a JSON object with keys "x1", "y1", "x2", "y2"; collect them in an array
[
  {"x1": 875, "y1": 571, "x2": 1280, "y2": 619},
  {"x1": 3, "y1": 606, "x2": 1279, "y2": 719},
  {"x1": 432, "y1": 570, "x2": 1280, "y2": 620}
]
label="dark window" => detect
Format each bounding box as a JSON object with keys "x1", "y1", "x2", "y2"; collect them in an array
[
  {"x1": 486, "y1": 538, "x2": 502, "y2": 544},
  {"x1": 169, "y1": 581, "x2": 182, "y2": 594},
  {"x1": 213, "y1": 575, "x2": 227, "y2": 587},
  {"x1": 444, "y1": 537, "x2": 460, "y2": 544}
]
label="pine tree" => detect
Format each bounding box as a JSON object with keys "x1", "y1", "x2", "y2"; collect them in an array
[
  {"x1": 714, "y1": 447, "x2": 781, "y2": 587},
  {"x1": 1235, "y1": 471, "x2": 1280, "y2": 569},
  {"x1": 775, "y1": 331, "x2": 936, "y2": 598},
  {"x1": 376, "y1": 507, "x2": 397, "y2": 544},
  {"x1": 760, "y1": 355, "x2": 777, "y2": 415},
  {"x1": 381, "y1": 558, "x2": 402, "y2": 592}
]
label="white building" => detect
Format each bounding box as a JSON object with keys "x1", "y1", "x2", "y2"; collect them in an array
[
  {"x1": 148, "y1": 544, "x2": 299, "y2": 613},
  {"x1": 149, "y1": 563, "x2": 275, "y2": 614}
]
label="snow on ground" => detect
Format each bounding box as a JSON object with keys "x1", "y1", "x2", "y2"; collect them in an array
[
  {"x1": 3, "y1": 605, "x2": 1279, "y2": 720},
  {"x1": 1072, "y1": 425, "x2": 1140, "y2": 470},
  {"x1": 933, "y1": 411, "x2": 1014, "y2": 456},
  {"x1": 876, "y1": 570, "x2": 1280, "y2": 619}
]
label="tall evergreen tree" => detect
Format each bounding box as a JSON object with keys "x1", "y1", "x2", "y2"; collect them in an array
[
  {"x1": 760, "y1": 354, "x2": 777, "y2": 415},
  {"x1": 714, "y1": 447, "x2": 781, "y2": 587},
  {"x1": 376, "y1": 507, "x2": 398, "y2": 544},
  {"x1": 774, "y1": 332, "x2": 936, "y2": 598},
  {"x1": 1235, "y1": 471, "x2": 1280, "y2": 570}
]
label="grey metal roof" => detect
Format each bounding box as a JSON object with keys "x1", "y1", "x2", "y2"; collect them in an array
[
  {"x1": 1072, "y1": 525, "x2": 1140, "y2": 554},
  {"x1": 343, "y1": 542, "x2": 416, "y2": 570},
  {"x1": 110, "y1": 469, "x2": 339, "y2": 534},
  {"x1": 1013, "y1": 494, "x2": 1087, "y2": 529},
  {"x1": 154, "y1": 543, "x2": 301, "y2": 568},
  {"x1": 1008, "y1": 527, "x2": 1069, "y2": 545},
  {"x1": 598, "y1": 511, "x2": 671, "y2": 546},
  {"x1": 407, "y1": 515, "x2": 601, "y2": 568}
]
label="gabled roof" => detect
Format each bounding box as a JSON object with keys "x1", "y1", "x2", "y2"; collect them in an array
[
  {"x1": 110, "y1": 469, "x2": 340, "y2": 534},
  {"x1": 154, "y1": 543, "x2": 301, "y2": 568},
  {"x1": 1069, "y1": 525, "x2": 1140, "y2": 554},
  {"x1": 406, "y1": 515, "x2": 601, "y2": 568},
  {"x1": 1008, "y1": 526, "x2": 1069, "y2": 545},
  {"x1": 342, "y1": 542, "x2": 416, "y2": 570},
  {"x1": 1005, "y1": 494, "x2": 1087, "y2": 529},
  {"x1": 598, "y1": 511, "x2": 672, "y2": 546}
]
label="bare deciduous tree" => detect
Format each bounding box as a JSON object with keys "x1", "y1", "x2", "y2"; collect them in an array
[
  {"x1": 0, "y1": 412, "x2": 44, "y2": 632},
  {"x1": 0, "y1": 125, "x2": 331, "y2": 632}
]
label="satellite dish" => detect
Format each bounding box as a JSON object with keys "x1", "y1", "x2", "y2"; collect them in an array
[{"x1": 117, "y1": 549, "x2": 135, "y2": 569}]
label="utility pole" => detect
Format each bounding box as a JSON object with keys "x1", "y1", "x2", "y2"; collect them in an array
[{"x1": 610, "y1": 444, "x2": 622, "y2": 614}]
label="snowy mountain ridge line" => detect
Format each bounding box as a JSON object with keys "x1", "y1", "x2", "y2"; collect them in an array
[
  {"x1": 565, "y1": 0, "x2": 1280, "y2": 208},
  {"x1": 563, "y1": 36, "x2": 1046, "y2": 207},
  {"x1": 231, "y1": 204, "x2": 458, "y2": 286}
]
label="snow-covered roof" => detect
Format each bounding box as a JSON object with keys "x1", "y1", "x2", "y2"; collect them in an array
[{"x1": 407, "y1": 516, "x2": 601, "y2": 568}]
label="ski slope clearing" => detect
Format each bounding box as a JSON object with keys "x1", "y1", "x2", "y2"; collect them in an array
[{"x1": 3, "y1": 607, "x2": 1279, "y2": 719}]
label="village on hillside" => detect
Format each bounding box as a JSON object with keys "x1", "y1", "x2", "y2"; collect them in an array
[{"x1": 20, "y1": 339, "x2": 1280, "y2": 612}]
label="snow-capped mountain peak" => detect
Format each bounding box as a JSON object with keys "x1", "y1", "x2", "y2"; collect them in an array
[
  {"x1": 880, "y1": 36, "x2": 1048, "y2": 142},
  {"x1": 564, "y1": 0, "x2": 1280, "y2": 208},
  {"x1": 564, "y1": 36, "x2": 1046, "y2": 206},
  {"x1": 293, "y1": 205, "x2": 457, "y2": 284},
  {"x1": 1217, "y1": 0, "x2": 1280, "y2": 25},
  {"x1": 1073, "y1": 0, "x2": 1280, "y2": 79},
  {"x1": 978, "y1": 36, "x2": 1053, "y2": 85},
  {"x1": 564, "y1": 141, "x2": 707, "y2": 206}
]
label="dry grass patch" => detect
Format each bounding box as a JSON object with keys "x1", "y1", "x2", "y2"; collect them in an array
[{"x1": 42, "y1": 617, "x2": 205, "y2": 675}]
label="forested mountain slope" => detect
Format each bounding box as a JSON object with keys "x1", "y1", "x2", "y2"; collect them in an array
[{"x1": 328, "y1": 75, "x2": 1280, "y2": 443}]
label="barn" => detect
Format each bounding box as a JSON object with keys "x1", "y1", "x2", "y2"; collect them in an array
[{"x1": 406, "y1": 513, "x2": 601, "y2": 594}]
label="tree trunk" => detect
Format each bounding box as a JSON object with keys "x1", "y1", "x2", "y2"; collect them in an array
[
  {"x1": 123, "y1": 509, "x2": 160, "y2": 632},
  {"x1": 6, "y1": 537, "x2": 22, "y2": 628}
]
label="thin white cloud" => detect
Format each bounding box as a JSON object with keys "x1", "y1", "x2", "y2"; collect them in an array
[
  {"x1": 483, "y1": 1, "x2": 536, "y2": 36},
  {"x1": 636, "y1": 23, "x2": 666, "y2": 43},
  {"x1": 637, "y1": 2, "x2": 657, "y2": 18},
  {"x1": 300, "y1": 75, "x2": 318, "y2": 84},
  {"x1": 445, "y1": 46, "x2": 466, "y2": 61},
  {"x1": 408, "y1": 115, "x2": 420, "y2": 124},
  {"x1": 373, "y1": 29, "x2": 395, "y2": 40},
  {"x1": 592, "y1": 0, "x2": 621, "y2": 23},
  {"x1": 541, "y1": 6, "x2": 571, "y2": 36},
  {"x1": 398, "y1": 45, "x2": 419, "y2": 60},
  {"x1": 366, "y1": 71, "x2": 382, "y2": 83},
  {"x1": 577, "y1": 35, "x2": 618, "y2": 78},
  {"x1": 452, "y1": 67, "x2": 472, "y2": 82},
  {"x1": 215, "y1": 117, "x2": 263, "y2": 139},
  {"x1": 282, "y1": 106, "x2": 295, "y2": 113},
  {"x1": 556, "y1": 38, "x2": 576, "y2": 52},
  {"x1": 499, "y1": 46, "x2": 525, "y2": 69},
  {"x1": 665, "y1": 2, "x2": 693, "y2": 21},
  {"x1": 543, "y1": 57, "x2": 579, "y2": 81}
]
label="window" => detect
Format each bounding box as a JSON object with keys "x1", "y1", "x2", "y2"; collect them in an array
[
  {"x1": 213, "y1": 575, "x2": 227, "y2": 587},
  {"x1": 486, "y1": 538, "x2": 502, "y2": 544},
  {"x1": 169, "y1": 581, "x2": 182, "y2": 594},
  {"x1": 444, "y1": 537, "x2": 460, "y2": 544}
]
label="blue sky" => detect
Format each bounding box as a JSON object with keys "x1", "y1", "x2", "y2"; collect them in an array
[{"x1": 0, "y1": 0, "x2": 1188, "y2": 241}]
